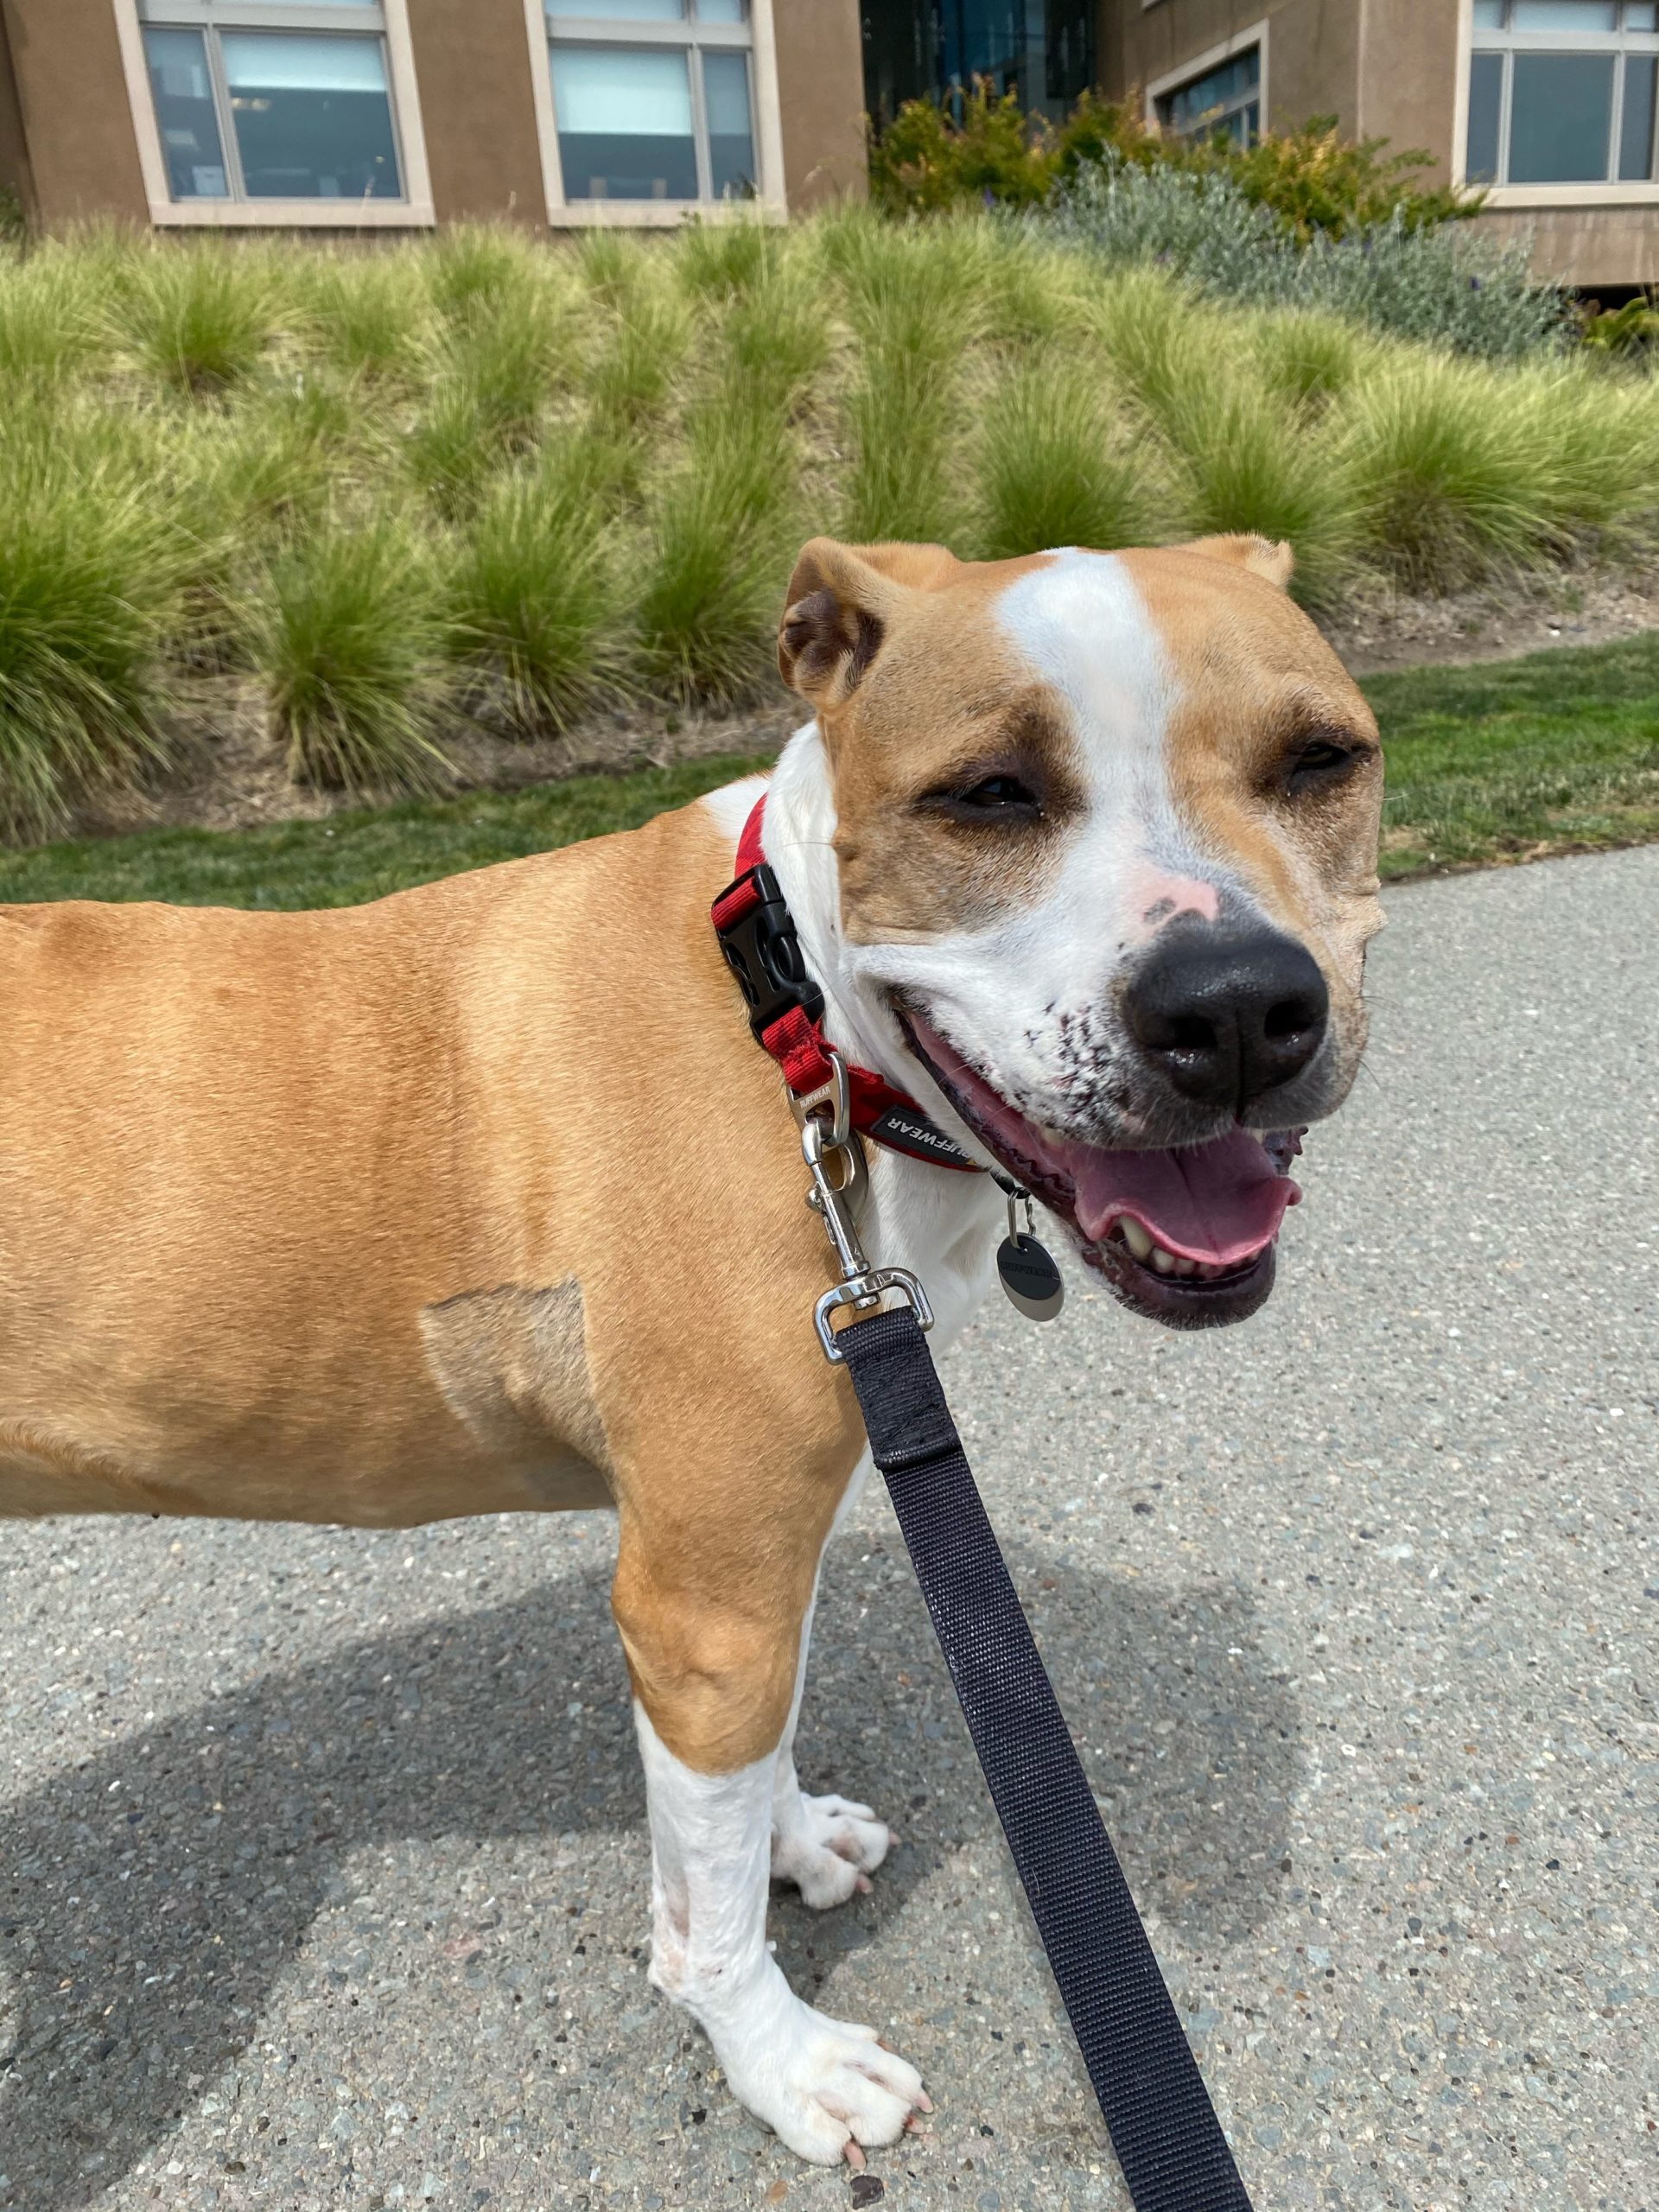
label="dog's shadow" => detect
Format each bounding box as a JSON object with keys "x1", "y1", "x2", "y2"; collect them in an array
[{"x1": 0, "y1": 1531, "x2": 1300, "y2": 2209}]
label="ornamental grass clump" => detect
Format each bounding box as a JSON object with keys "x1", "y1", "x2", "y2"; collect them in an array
[
  {"x1": 448, "y1": 433, "x2": 632, "y2": 734},
  {"x1": 0, "y1": 245, "x2": 103, "y2": 389},
  {"x1": 976, "y1": 359, "x2": 1166, "y2": 560},
  {"x1": 302, "y1": 249, "x2": 429, "y2": 383},
  {"x1": 635, "y1": 395, "x2": 798, "y2": 705},
  {"x1": 832, "y1": 215, "x2": 984, "y2": 543},
  {"x1": 0, "y1": 412, "x2": 188, "y2": 839},
  {"x1": 118, "y1": 238, "x2": 283, "y2": 394},
  {"x1": 1338, "y1": 353, "x2": 1573, "y2": 588},
  {"x1": 406, "y1": 283, "x2": 577, "y2": 512},
  {"x1": 251, "y1": 512, "x2": 452, "y2": 793},
  {"x1": 1154, "y1": 357, "x2": 1363, "y2": 605}
]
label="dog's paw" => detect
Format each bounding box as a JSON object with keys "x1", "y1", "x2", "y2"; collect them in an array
[
  {"x1": 721, "y1": 1993, "x2": 928, "y2": 2167},
  {"x1": 772, "y1": 1791, "x2": 893, "y2": 1910}
]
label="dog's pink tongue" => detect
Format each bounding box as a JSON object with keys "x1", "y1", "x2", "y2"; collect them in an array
[{"x1": 1063, "y1": 1128, "x2": 1299, "y2": 1264}]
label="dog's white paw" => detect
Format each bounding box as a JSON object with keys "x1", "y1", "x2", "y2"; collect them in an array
[
  {"x1": 772, "y1": 1790, "x2": 893, "y2": 1910},
  {"x1": 718, "y1": 1986, "x2": 928, "y2": 2167}
]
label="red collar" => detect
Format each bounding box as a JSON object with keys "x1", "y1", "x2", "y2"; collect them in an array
[{"x1": 710, "y1": 794, "x2": 982, "y2": 1172}]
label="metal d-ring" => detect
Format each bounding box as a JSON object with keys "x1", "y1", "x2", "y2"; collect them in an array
[
  {"x1": 801, "y1": 1104, "x2": 931, "y2": 1363},
  {"x1": 789, "y1": 1046, "x2": 853, "y2": 1151}
]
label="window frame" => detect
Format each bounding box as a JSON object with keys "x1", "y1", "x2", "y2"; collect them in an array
[
  {"x1": 113, "y1": 0, "x2": 435, "y2": 226},
  {"x1": 1145, "y1": 21, "x2": 1269, "y2": 150},
  {"x1": 1454, "y1": 0, "x2": 1659, "y2": 201},
  {"x1": 521, "y1": 0, "x2": 786, "y2": 226}
]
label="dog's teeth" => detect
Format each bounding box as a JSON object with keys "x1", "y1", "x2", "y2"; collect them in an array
[
  {"x1": 1151, "y1": 1245, "x2": 1175, "y2": 1275},
  {"x1": 1119, "y1": 1216, "x2": 1154, "y2": 1262},
  {"x1": 1172, "y1": 1255, "x2": 1198, "y2": 1278}
]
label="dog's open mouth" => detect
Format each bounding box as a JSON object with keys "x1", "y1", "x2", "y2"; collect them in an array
[{"x1": 897, "y1": 1007, "x2": 1304, "y2": 1330}]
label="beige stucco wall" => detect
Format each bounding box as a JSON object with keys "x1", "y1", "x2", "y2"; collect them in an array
[
  {"x1": 773, "y1": 0, "x2": 867, "y2": 210},
  {"x1": 1104, "y1": 0, "x2": 1362, "y2": 137},
  {"x1": 404, "y1": 0, "x2": 545, "y2": 224},
  {"x1": 0, "y1": 3, "x2": 35, "y2": 224},
  {"x1": 1471, "y1": 206, "x2": 1658, "y2": 288},
  {"x1": 1354, "y1": 0, "x2": 1461, "y2": 181},
  {"x1": 0, "y1": 0, "x2": 148, "y2": 226}
]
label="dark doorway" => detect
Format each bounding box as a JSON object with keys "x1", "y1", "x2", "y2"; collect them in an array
[{"x1": 861, "y1": 2, "x2": 1097, "y2": 130}]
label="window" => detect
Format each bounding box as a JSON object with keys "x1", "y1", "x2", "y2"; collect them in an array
[
  {"x1": 1155, "y1": 43, "x2": 1262, "y2": 147},
  {"x1": 1467, "y1": 0, "x2": 1659, "y2": 184},
  {"x1": 136, "y1": 1, "x2": 406, "y2": 203},
  {"x1": 543, "y1": 0, "x2": 757, "y2": 203}
]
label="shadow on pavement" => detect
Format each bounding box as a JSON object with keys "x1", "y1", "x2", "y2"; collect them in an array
[{"x1": 0, "y1": 1535, "x2": 1300, "y2": 2208}]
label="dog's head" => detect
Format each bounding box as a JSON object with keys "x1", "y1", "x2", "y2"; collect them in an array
[{"x1": 777, "y1": 535, "x2": 1384, "y2": 1329}]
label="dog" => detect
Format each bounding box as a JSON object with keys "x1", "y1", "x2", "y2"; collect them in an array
[{"x1": 0, "y1": 534, "x2": 1382, "y2": 2168}]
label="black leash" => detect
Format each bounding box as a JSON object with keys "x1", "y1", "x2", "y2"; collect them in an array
[{"x1": 837, "y1": 1303, "x2": 1255, "y2": 2212}]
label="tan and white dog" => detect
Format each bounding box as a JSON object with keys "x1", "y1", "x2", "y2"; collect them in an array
[{"x1": 0, "y1": 535, "x2": 1382, "y2": 2168}]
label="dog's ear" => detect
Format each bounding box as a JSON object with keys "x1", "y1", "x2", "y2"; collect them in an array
[
  {"x1": 778, "y1": 537, "x2": 957, "y2": 709},
  {"x1": 1178, "y1": 533, "x2": 1295, "y2": 591}
]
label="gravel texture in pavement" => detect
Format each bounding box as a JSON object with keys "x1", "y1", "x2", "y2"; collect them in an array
[{"x1": 2, "y1": 847, "x2": 1654, "y2": 2212}]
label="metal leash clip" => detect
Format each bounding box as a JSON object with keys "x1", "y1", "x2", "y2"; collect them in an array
[{"x1": 800, "y1": 1049, "x2": 932, "y2": 1364}]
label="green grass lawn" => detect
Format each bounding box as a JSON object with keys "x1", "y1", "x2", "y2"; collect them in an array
[
  {"x1": 0, "y1": 633, "x2": 1654, "y2": 909},
  {"x1": 1371, "y1": 629, "x2": 1659, "y2": 875}
]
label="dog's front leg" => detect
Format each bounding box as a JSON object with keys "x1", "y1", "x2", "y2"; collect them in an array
[
  {"x1": 616, "y1": 1514, "x2": 927, "y2": 2166},
  {"x1": 769, "y1": 1568, "x2": 894, "y2": 1910}
]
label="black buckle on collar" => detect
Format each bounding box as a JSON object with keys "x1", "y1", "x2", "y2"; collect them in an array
[{"x1": 715, "y1": 862, "x2": 826, "y2": 1041}]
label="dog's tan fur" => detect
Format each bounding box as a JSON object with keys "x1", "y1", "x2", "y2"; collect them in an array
[
  {"x1": 0, "y1": 812, "x2": 860, "y2": 1771},
  {"x1": 1, "y1": 536, "x2": 1379, "y2": 1790}
]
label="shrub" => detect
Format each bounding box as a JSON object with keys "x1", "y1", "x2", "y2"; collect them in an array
[
  {"x1": 250, "y1": 513, "x2": 452, "y2": 791},
  {"x1": 1217, "y1": 118, "x2": 1472, "y2": 243},
  {"x1": 873, "y1": 86, "x2": 1476, "y2": 239},
  {"x1": 868, "y1": 81, "x2": 1055, "y2": 212},
  {"x1": 1040, "y1": 161, "x2": 1569, "y2": 359}
]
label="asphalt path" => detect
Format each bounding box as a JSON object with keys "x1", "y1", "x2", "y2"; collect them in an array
[{"x1": 2, "y1": 847, "x2": 1654, "y2": 2212}]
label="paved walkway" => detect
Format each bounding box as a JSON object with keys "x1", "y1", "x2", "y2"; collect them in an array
[{"x1": 3, "y1": 848, "x2": 1654, "y2": 2212}]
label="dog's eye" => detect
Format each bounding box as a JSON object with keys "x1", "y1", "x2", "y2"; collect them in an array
[
  {"x1": 1283, "y1": 735, "x2": 1363, "y2": 793},
  {"x1": 931, "y1": 773, "x2": 1041, "y2": 818},
  {"x1": 962, "y1": 775, "x2": 1037, "y2": 809}
]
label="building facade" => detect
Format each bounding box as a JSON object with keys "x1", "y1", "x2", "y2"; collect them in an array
[
  {"x1": 0, "y1": 0, "x2": 867, "y2": 231},
  {"x1": 0, "y1": 1, "x2": 1650, "y2": 283},
  {"x1": 1105, "y1": 0, "x2": 1657, "y2": 286}
]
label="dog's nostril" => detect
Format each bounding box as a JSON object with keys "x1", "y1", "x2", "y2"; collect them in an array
[
  {"x1": 1167, "y1": 1013, "x2": 1216, "y2": 1052},
  {"x1": 1264, "y1": 995, "x2": 1321, "y2": 1042}
]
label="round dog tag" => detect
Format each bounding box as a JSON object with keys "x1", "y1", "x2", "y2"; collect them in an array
[{"x1": 997, "y1": 1232, "x2": 1065, "y2": 1322}]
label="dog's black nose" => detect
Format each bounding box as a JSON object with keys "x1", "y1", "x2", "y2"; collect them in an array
[{"x1": 1125, "y1": 927, "x2": 1328, "y2": 1113}]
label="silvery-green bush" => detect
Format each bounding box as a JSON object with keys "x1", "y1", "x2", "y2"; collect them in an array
[{"x1": 1037, "y1": 160, "x2": 1570, "y2": 361}]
